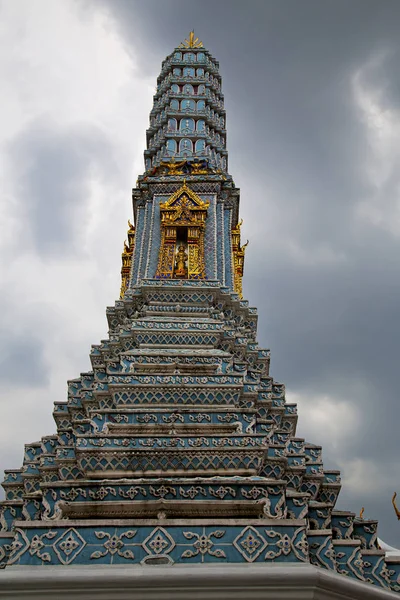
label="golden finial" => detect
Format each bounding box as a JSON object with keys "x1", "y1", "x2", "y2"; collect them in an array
[
  {"x1": 392, "y1": 492, "x2": 400, "y2": 520},
  {"x1": 120, "y1": 221, "x2": 136, "y2": 299},
  {"x1": 232, "y1": 219, "x2": 243, "y2": 235},
  {"x1": 359, "y1": 507, "x2": 365, "y2": 519},
  {"x1": 179, "y1": 30, "x2": 203, "y2": 49}
]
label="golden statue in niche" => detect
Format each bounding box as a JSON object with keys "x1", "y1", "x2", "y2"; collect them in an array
[{"x1": 174, "y1": 244, "x2": 188, "y2": 277}]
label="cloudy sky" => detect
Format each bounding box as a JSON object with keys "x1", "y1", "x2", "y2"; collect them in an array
[{"x1": 1, "y1": 0, "x2": 400, "y2": 546}]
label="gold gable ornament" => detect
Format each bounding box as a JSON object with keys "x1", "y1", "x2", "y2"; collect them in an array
[
  {"x1": 393, "y1": 492, "x2": 400, "y2": 520},
  {"x1": 119, "y1": 220, "x2": 135, "y2": 298},
  {"x1": 156, "y1": 181, "x2": 209, "y2": 280},
  {"x1": 232, "y1": 219, "x2": 248, "y2": 300}
]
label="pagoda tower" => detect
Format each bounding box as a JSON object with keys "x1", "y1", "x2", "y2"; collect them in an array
[{"x1": 0, "y1": 33, "x2": 399, "y2": 595}]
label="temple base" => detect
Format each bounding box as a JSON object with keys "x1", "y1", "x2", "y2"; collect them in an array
[{"x1": 0, "y1": 563, "x2": 398, "y2": 599}]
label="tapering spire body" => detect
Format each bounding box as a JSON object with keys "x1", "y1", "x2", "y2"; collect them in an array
[
  {"x1": 144, "y1": 44, "x2": 227, "y2": 173},
  {"x1": 124, "y1": 38, "x2": 246, "y2": 295}
]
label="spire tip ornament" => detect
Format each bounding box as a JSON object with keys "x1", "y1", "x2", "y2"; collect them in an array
[{"x1": 179, "y1": 30, "x2": 203, "y2": 48}]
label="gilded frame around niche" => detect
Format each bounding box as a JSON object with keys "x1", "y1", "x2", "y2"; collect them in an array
[{"x1": 156, "y1": 182, "x2": 209, "y2": 280}]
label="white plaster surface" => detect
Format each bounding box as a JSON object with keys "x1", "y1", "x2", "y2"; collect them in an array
[{"x1": 0, "y1": 563, "x2": 398, "y2": 600}]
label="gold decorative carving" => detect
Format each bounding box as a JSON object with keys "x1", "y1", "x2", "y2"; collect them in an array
[
  {"x1": 156, "y1": 182, "x2": 208, "y2": 280},
  {"x1": 179, "y1": 31, "x2": 203, "y2": 49},
  {"x1": 157, "y1": 229, "x2": 176, "y2": 279},
  {"x1": 392, "y1": 492, "x2": 400, "y2": 520},
  {"x1": 232, "y1": 219, "x2": 248, "y2": 299},
  {"x1": 191, "y1": 161, "x2": 209, "y2": 175},
  {"x1": 159, "y1": 159, "x2": 186, "y2": 176},
  {"x1": 156, "y1": 159, "x2": 217, "y2": 177},
  {"x1": 120, "y1": 220, "x2": 135, "y2": 298},
  {"x1": 188, "y1": 243, "x2": 204, "y2": 277},
  {"x1": 160, "y1": 180, "x2": 209, "y2": 211}
]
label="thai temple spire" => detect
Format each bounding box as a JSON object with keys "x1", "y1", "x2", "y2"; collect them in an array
[{"x1": 1, "y1": 36, "x2": 399, "y2": 596}]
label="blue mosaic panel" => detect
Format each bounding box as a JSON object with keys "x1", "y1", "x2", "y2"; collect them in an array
[
  {"x1": 8, "y1": 524, "x2": 308, "y2": 566},
  {"x1": 145, "y1": 195, "x2": 168, "y2": 279},
  {"x1": 0, "y1": 533, "x2": 13, "y2": 568},
  {"x1": 216, "y1": 201, "x2": 224, "y2": 285},
  {"x1": 308, "y1": 533, "x2": 335, "y2": 571},
  {"x1": 203, "y1": 194, "x2": 217, "y2": 280},
  {"x1": 91, "y1": 410, "x2": 252, "y2": 428},
  {"x1": 331, "y1": 513, "x2": 354, "y2": 540},
  {"x1": 333, "y1": 541, "x2": 364, "y2": 581},
  {"x1": 387, "y1": 560, "x2": 400, "y2": 593},
  {"x1": 362, "y1": 552, "x2": 391, "y2": 588},
  {"x1": 0, "y1": 505, "x2": 23, "y2": 530},
  {"x1": 224, "y1": 206, "x2": 233, "y2": 290},
  {"x1": 138, "y1": 201, "x2": 154, "y2": 282},
  {"x1": 45, "y1": 481, "x2": 285, "y2": 511},
  {"x1": 130, "y1": 206, "x2": 146, "y2": 285},
  {"x1": 353, "y1": 520, "x2": 378, "y2": 549}
]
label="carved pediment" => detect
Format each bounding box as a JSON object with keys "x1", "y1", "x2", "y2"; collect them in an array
[{"x1": 160, "y1": 181, "x2": 209, "y2": 211}]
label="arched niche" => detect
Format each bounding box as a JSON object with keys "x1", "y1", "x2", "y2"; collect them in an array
[{"x1": 156, "y1": 182, "x2": 209, "y2": 280}]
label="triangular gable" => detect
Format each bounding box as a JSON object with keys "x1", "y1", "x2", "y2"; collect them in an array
[{"x1": 160, "y1": 181, "x2": 209, "y2": 210}]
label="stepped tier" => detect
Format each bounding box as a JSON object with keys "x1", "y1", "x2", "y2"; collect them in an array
[{"x1": 1, "y1": 280, "x2": 398, "y2": 594}]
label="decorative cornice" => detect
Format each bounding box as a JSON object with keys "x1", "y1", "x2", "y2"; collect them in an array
[{"x1": 0, "y1": 564, "x2": 398, "y2": 599}]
